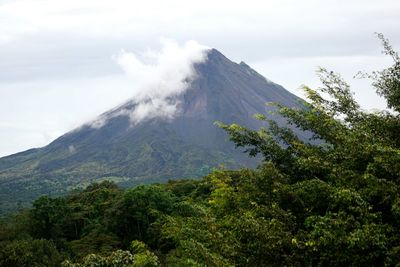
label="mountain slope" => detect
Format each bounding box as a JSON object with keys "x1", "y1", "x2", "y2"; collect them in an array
[{"x1": 0, "y1": 49, "x2": 304, "y2": 213}]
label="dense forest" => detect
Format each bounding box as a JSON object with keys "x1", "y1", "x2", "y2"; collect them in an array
[{"x1": 1, "y1": 34, "x2": 400, "y2": 266}]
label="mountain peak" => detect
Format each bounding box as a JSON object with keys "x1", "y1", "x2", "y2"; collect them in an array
[
  {"x1": 207, "y1": 48, "x2": 229, "y2": 61},
  {"x1": 0, "y1": 49, "x2": 304, "y2": 214},
  {"x1": 239, "y1": 61, "x2": 250, "y2": 68}
]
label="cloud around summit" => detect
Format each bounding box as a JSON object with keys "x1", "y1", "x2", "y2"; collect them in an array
[{"x1": 90, "y1": 40, "x2": 209, "y2": 128}]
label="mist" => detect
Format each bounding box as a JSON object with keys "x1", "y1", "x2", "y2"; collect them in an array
[
  {"x1": 90, "y1": 40, "x2": 209, "y2": 127},
  {"x1": 0, "y1": 40, "x2": 208, "y2": 157}
]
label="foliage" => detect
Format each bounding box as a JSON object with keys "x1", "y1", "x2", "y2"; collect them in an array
[
  {"x1": 213, "y1": 34, "x2": 400, "y2": 265},
  {"x1": 0, "y1": 238, "x2": 63, "y2": 267},
  {"x1": 0, "y1": 180, "x2": 208, "y2": 266},
  {"x1": 1, "y1": 35, "x2": 399, "y2": 266},
  {"x1": 61, "y1": 241, "x2": 159, "y2": 267}
]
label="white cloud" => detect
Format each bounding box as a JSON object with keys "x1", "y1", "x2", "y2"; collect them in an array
[{"x1": 90, "y1": 39, "x2": 209, "y2": 127}]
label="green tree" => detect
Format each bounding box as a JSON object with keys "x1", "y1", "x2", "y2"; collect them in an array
[
  {"x1": 61, "y1": 241, "x2": 159, "y2": 267},
  {"x1": 30, "y1": 196, "x2": 71, "y2": 240},
  {"x1": 215, "y1": 34, "x2": 400, "y2": 265},
  {"x1": 107, "y1": 185, "x2": 176, "y2": 247},
  {"x1": 0, "y1": 238, "x2": 63, "y2": 267}
]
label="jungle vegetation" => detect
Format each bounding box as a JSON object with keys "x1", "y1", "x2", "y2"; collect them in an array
[{"x1": 1, "y1": 34, "x2": 400, "y2": 266}]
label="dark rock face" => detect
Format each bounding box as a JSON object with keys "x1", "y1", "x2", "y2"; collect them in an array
[{"x1": 0, "y1": 49, "x2": 304, "y2": 213}]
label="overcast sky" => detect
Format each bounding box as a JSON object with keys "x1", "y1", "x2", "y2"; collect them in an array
[{"x1": 0, "y1": 0, "x2": 399, "y2": 157}]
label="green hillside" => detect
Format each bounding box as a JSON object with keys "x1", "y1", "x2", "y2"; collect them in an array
[{"x1": 1, "y1": 35, "x2": 400, "y2": 266}]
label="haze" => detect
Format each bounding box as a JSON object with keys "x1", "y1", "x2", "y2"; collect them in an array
[{"x1": 0, "y1": 0, "x2": 399, "y2": 157}]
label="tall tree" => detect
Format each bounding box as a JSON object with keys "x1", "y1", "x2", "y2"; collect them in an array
[{"x1": 214, "y1": 34, "x2": 400, "y2": 265}]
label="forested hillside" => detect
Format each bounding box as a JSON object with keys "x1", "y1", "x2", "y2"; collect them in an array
[{"x1": 1, "y1": 35, "x2": 399, "y2": 266}]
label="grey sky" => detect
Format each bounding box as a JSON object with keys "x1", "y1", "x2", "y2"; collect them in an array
[{"x1": 0, "y1": 0, "x2": 399, "y2": 157}]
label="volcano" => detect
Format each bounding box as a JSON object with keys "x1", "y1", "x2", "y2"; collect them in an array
[{"x1": 0, "y1": 49, "x2": 304, "y2": 213}]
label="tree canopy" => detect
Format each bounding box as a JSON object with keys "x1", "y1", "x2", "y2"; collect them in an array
[{"x1": 1, "y1": 34, "x2": 399, "y2": 266}]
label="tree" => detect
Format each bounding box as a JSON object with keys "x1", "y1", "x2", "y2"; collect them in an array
[
  {"x1": 214, "y1": 34, "x2": 400, "y2": 265},
  {"x1": 30, "y1": 196, "x2": 71, "y2": 240},
  {"x1": 0, "y1": 238, "x2": 63, "y2": 267},
  {"x1": 61, "y1": 241, "x2": 159, "y2": 267},
  {"x1": 107, "y1": 185, "x2": 176, "y2": 247}
]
